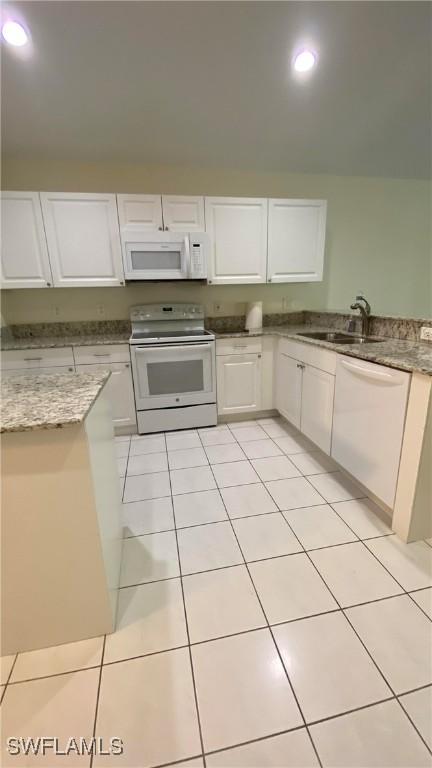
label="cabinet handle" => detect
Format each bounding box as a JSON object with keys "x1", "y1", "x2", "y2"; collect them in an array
[
  {"x1": 165, "y1": 226, "x2": 169, "y2": 231},
  {"x1": 93, "y1": 353, "x2": 110, "y2": 357},
  {"x1": 46, "y1": 282, "x2": 51, "y2": 287},
  {"x1": 24, "y1": 357, "x2": 43, "y2": 362},
  {"x1": 158, "y1": 226, "x2": 163, "y2": 231},
  {"x1": 297, "y1": 363, "x2": 305, "y2": 369},
  {"x1": 258, "y1": 354, "x2": 261, "y2": 358},
  {"x1": 208, "y1": 280, "x2": 212, "y2": 283}
]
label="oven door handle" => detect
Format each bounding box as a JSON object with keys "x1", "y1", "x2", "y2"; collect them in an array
[{"x1": 134, "y1": 343, "x2": 212, "y2": 352}]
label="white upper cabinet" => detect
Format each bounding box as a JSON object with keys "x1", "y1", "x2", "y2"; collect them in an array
[
  {"x1": 205, "y1": 197, "x2": 268, "y2": 284},
  {"x1": 117, "y1": 194, "x2": 163, "y2": 230},
  {"x1": 40, "y1": 193, "x2": 124, "y2": 287},
  {"x1": 1, "y1": 192, "x2": 53, "y2": 289},
  {"x1": 161, "y1": 196, "x2": 205, "y2": 231},
  {"x1": 267, "y1": 199, "x2": 327, "y2": 283}
]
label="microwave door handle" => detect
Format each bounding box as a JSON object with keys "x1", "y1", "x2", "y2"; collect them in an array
[
  {"x1": 183, "y1": 236, "x2": 190, "y2": 278},
  {"x1": 134, "y1": 343, "x2": 212, "y2": 352}
]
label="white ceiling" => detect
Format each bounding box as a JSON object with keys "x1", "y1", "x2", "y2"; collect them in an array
[{"x1": 1, "y1": 1, "x2": 431, "y2": 178}]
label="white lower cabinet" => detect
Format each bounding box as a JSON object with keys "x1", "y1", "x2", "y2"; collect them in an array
[
  {"x1": 301, "y1": 364, "x2": 335, "y2": 453},
  {"x1": 216, "y1": 353, "x2": 261, "y2": 415},
  {"x1": 75, "y1": 361, "x2": 136, "y2": 430},
  {"x1": 275, "y1": 351, "x2": 302, "y2": 428}
]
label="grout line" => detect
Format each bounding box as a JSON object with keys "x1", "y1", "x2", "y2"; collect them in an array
[
  {"x1": 0, "y1": 653, "x2": 18, "y2": 704},
  {"x1": 167, "y1": 449, "x2": 207, "y2": 768},
  {"x1": 89, "y1": 635, "x2": 106, "y2": 768}
]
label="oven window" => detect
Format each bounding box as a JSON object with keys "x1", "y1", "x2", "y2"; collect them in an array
[
  {"x1": 131, "y1": 250, "x2": 182, "y2": 271},
  {"x1": 147, "y1": 360, "x2": 204, "y2": 395}
]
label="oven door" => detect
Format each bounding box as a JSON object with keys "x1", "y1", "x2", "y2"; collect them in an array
[
  {"x1": 131, "y1": 342, "x2": 216, "y2": 410},
  {"x1": 122, "y1": 234, "x2": 189, "y2": 280}
]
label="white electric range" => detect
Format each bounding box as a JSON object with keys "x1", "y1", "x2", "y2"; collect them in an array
[{"x1": 129, "y1": 303, "x2": 217, "y2": 434}]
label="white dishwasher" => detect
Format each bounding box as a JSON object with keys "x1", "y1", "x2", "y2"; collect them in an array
[{"x1": 332, "y1": 355, "x2": 410, "y2": 508}]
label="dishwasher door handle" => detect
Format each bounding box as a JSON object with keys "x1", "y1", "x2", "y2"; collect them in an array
[{"x1": 340, "y1": 358, "x2": 403, "y2": 385}]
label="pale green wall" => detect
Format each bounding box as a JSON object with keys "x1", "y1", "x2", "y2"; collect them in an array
[{"x1": 2, "y1": 157, "x2": 431, "y2": 323}]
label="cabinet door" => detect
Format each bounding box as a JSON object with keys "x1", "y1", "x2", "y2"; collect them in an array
[
  {"x1": 162, "y1": 196, "x2": 205, "y2": 231},
  {"x1": 205, "y1": 197, "x2": 267, "y2": 284},
  {"x1": 117, "y1": 194, "x2": 163, "y2": 230},
  {"x1": 1, "y1": 192, "x2": 53, "y2": 289},
  {"x1": 216, "y1": 354, "x2": 261, "y2": 415},
  {"x1": 267, "y1": 199, "x2": 326, "y2": 283},
  {"x1": 301, "y1": 364, "x2": 335, "y2": 454},
  {"x1": 41, "y1": 193, "x2": 124, "y2": 287},
  {"x1": 275, "y1": 351, "x2": 302, "y2": 428},
  {"x1": 76, "y1": 362, "x2": 137, "y2": 430}
]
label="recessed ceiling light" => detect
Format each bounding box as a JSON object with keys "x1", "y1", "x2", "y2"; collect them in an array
[
  {"x1": 2, "y1": 19, "x2": 29, "y2": 47},
  {"x1": 293, "y1": 49, "x2": 317, "y2": 73}
]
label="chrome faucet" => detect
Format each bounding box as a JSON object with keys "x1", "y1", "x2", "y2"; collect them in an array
[{"x1": 350, "y1": 295, "x2": 371, "y2": 337}]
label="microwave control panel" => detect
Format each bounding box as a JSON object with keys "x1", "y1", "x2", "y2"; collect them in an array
[{"x1": 189, "y1": 234, "x2": 208, "y2": 279}]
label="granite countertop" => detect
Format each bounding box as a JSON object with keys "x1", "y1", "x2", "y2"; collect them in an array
[
  {"x1": 1, "y1": 371, "x2": 110, "y2": 433},
  {"x1": 214, "y1": 326, "x2": 432, "y2": 376},
  {"x1": 0, "y1": 332, "x2": 130, "y2": 351}
]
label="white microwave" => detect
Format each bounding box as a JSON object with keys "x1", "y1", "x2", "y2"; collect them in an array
[{"x1": 121, "y1": 230, "x2": 208, "y2": 281}]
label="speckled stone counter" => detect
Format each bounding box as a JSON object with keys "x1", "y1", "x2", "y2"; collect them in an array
[
  {"x1": 214, "y1": 326, "x2": 432, "y2": 376},
  {"x1": 1, "y1": 371, "x2": 110, "y2": 433},
  {"x1": 0, "y1": 332, "x2": 130, "y2": 351}
]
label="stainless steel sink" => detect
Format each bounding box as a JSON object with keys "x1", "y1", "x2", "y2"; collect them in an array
[{"x1": 298, "y1": 331, "x2": 381, "y2": 345}]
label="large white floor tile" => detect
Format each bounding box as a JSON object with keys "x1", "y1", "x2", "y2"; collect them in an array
[
  {"x1": 230, "y1": 425, "x2": 268, "y2": 442},
  {"x1": 249, "y1": 554, "x2": 338, "y2": 625},
  {"x1": 122, "y1": 497, "x2": 174, "y2": 537},
  {"x1": 273, "y1": 433, "x2": 316, "y2": 454},
  {"x1": 261, "y1": 421, "x2": 299, "y2": 439},
  {"x1": 129, "y1": 434, "x2": 166, "y2": 456},
  {"x1": 11, "y1": 637, "x2": 103, "y2": 683},
  {"x1": 127, "y1": 451, "x2": 168, "y2": 476},
  {"x1": 206, "y1": 729, "x2": 319, "y2": 767},
  {"x1": 310, "y1": 699, "x2": 431, "y2": 767},
  {"x1": 273, "y1": 612, "x2": 391, "y2": 723},
  {"x1": 400, "y1": 686, "x2": 432, "y2": 750},
  {"x1": 289, "y1": 451, "x2": 338, "y2": 476},
  {"x1": 177, "y1": 521, "x2": 243, "y2": 575},
  {"x1": 117, "y1": 457, "x2": 127, "y2": 477},
  {"x1": 240, "y1": 439, "x2": 283, "y2": 459},
  {"x1": 265, "y1": 477, "x2": 325, "y2": 510},
  {"x1": 199, "y1": 428, "x2": 236, "y2": 446},
  {"x1": 192, "y1": 629, "x2": 302, "y2": 752},
  {"x1": 346, "y1": 595, "x2": 432, "y2": 694},
  {"x1": 308, "y1": 471, "x2": 365, "y2": 503},
  {"x1": 205, "y1": 443, "x2": 246, "y2": 465},
  {"x1": 310, "y1": 541, "x2": 402, "y2": 607},
  {"x1": 168, "y1": 447, "x2": 208, "y2": 470},
  {"x1": 0, "y1": 655, "x2": 16, "y2": 685},
  {"x1": 212, "y1": 460, "x2": 260, "y2": 488},
  {"x1": 2, "y1": 669, "x2": 99, "y2": 767},
  {"x1": 166, "y1": 431, "x2": 201, "y2": 451},
  {"x1": 120, "y1": 531, "x2": 180, "y2": 586},
  {"x1": 170, "y1": 466, "x2": 216, "y2": 495},
  {"x1": 410, "y1": 587, "x2": 432, "y2": 619},
  {"x1": 220, "y1": 483, "x2": 278, "y2": 519},
  {"x1": 123, "y1": 471, "x2": 171, "y2": 502},
  {"x1": 365, "y1": 536, "x2": 432, "y2": 591},
  {"x1": 95, "y1": 649, "x2": 201, "y2": 767},
  {"x1": 284, "y1": 504, "x2": 357, "y2": 550},
  {"x1": 232, "y1": 512, "x2": 302, "y2": 561},
  {"x1": 332, "y1": 498, "x2": 393, "y2": 539},
  {"x1": 104, "y1": 579, "x2": 187, "y2": 663},
  {"x1": 251, "y1": 455, "x2": 301, "y2": 481},
  {"x1": 183, "y1": 565, "x2": 265, "y2": 643},
  {"x1": 173, "y1": 489, "x2": 227, "y2": 528},
  {"x1": 116, "y1": 434, "x2": 131, "y2": 443}
]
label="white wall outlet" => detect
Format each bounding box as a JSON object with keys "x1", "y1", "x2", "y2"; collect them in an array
[
  {"x1": 420, "y1": 326, "x2": 432, "y2": 341},
  {"x1": 213, "y1": 302, "x2": 222, "y2": 314},
  {"x1": 53, "y1": 305, "x2": 61, "y2": 317},
  {"x1": 96, "y1": 304, "x2": 105, "y2": 317}
]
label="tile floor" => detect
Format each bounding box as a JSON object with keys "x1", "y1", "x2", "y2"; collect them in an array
[{"x1": 2, "y1": 416, "x2": 432, "y2": 767}]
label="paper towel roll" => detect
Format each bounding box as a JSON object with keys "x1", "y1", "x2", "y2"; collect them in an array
[{"x1": 245, "y1": 301, "x2": 263, "y2": 331}]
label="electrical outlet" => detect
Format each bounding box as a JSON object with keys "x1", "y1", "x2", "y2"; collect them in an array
[
  {"x1": 53, "y1": 305, "x2": 61, "y2": 317},
  {"x1": 96, "y1": 305, "x2": 105, "y2": 317},
  {"x1": 420, "y1": 326, "x2": 432, "y2": 341},
  {"x1": 213, "y1": 303, "x2": 222, "y2": 314}
]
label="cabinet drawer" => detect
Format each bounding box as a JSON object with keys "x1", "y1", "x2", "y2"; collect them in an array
[
  {"x1": 2, "y1": 347, "x2": 74, "y2": 370},
  {"x1": 278, "y1": 337, "x2": 336, "y2": 375},
  {"x1": 73, "y1": 344, "x2": 130, "y2": 365},
  {"x1": 216, "y1": 338, "x2": 262, "y2": 356}
]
